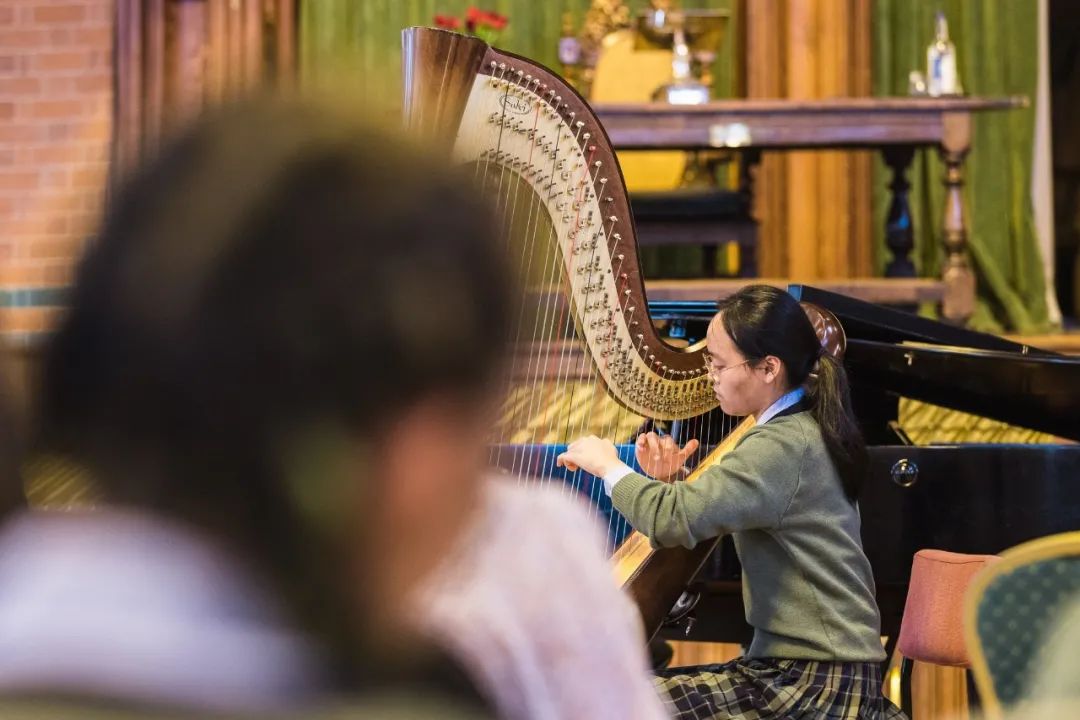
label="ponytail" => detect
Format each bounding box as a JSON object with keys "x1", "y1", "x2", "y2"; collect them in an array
[{"x1": 805, "y1": 352, "x2": 866, "y2": 501}]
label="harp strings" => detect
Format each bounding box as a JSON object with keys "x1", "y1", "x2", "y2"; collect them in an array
[{"x1": 455, "y1": 56, "x2": 734, "y2": 553}]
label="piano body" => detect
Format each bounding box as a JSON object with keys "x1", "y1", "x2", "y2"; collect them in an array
[{"x1": 647, "y1": 285, "x2": 1080, "y2": 649}]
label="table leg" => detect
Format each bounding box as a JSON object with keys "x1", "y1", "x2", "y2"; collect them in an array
[
  {"x1": 883, "y1": 146, "x2": 916, "y2": 278},
  {"x1": 940, "y1": 113, "x2": 975, "y2": 323},
  {"x1": 738, "y1": 149, "x2": 761, "y2": 277}
]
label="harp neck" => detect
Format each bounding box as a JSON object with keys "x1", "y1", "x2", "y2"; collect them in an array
[{"x1": 402, "y1": 26, "x2": 715, "y2": 421}]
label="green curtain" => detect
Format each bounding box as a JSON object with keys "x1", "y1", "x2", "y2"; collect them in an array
[
  {"x1": 873, "y1": 0, "x2": 1050, "y2": 332},
  {"x1": 299, "y1": 0, "x2": 739, "y2": 279},
  {"x1": 299, "y1": 0, "x2": 738, "y2": 100}
]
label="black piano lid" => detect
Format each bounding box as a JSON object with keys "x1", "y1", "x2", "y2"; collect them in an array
[
  {"x1": 786, "y1": 284, "x2": 1059, "y2": 357},
  {"x1": 648, "y1": 285, "x2": 1080, "y2": 441},
  {"x1": 785, "y1": 286, "x2": 1080, "y2": 440},
  {"x1": 844, "y1": 338, "x2": 1080, "y2": 441},
  {"x1": 647, "y1": 285, "x2": 1058, "y2": 356}
]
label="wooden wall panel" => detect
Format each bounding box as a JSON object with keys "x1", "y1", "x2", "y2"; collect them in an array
[
  {"x1": 142, "y1": 0, "x2": 166, "y2": 155},
  {"x1": 225, "y1": 0, "x2": 242, "y2": 94},
  {"x1": 785, "y1": 0, "x2": 819, "y2": 281},
  {"x1": 817, "y1": 0, "x2": 847, "y2": 277},
  {"x1": 206, "y1": 0, "x2": 228, "y2": 103},
  {"x1": 242, "y1": 0, "x2": 263, "y2": 88},
  {"x1": 745, "y1": 0, "x2": 788, "y2": 278},
  {"x1": 746, "y1": 0, "x2": 874, "y2": 280},
  {"x1": 165, "y1": 0, "x2": 209, "y2": 129},
  {"x1": 112, "y1": 0, "x2": 297, "y2": 182},
  {"x1": 113, "y1": 0, "x2": 143, "y2": 181},
  {"x1": 274, "y1": 0, "x2": 297, "y2": 85},
  {"x1": 850, "y1": 0, "x2": 873, "y2": 276}
]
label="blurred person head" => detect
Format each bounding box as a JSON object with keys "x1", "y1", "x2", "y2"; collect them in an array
[{"x1": 34, "y1": 98, "x2": 513, "y2": 689}]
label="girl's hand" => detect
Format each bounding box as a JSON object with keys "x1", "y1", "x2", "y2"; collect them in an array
[
  {"x1": 635, "y1": 432, "x2": 699, "y2": 483},
  {"x1": 556, "y1": 435, "x2": 622, "y2": 477}
]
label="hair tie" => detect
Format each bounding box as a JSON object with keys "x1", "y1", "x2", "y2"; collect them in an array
[{"x1": 805, "y1": 346, "x2": 827, "y2": 381}]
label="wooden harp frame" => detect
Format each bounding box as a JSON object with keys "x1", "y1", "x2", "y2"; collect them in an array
[{"x1": 402, "y1": 26, "x2": 715, "y2": 422}]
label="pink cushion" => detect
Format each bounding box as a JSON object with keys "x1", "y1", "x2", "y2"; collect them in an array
[{"x1": 896, "y1": 549, "x2": 1000, "y2": 667}]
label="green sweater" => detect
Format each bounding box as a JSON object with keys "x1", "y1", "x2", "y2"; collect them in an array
[{"x1": 611, "y1": 410, "x2": 886, "y2": 662}]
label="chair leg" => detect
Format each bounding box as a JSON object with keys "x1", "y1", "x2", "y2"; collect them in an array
[
  {"x1": 966, "y1": 669, "x2": 981, "y2": 713},
  {"x1": 882, "y1": 634, "x2": 899, "y2": 676},
  {"x1": 648, "y1": 635, "x2": 673, "y2": 672},
  {"x1": 900, "y1": 656, "x2": 914, "y2": 717}
]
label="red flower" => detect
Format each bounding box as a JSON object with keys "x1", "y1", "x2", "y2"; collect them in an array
[
  {"x1": 479, "y1": 11, "x2": 507, "y2": 30},
  {"x1": 440, "y1": 7, "x2": 508, "y2": 37},
  {"x1": 433, "y1": 14, "x2": 461, "y2": 30}
]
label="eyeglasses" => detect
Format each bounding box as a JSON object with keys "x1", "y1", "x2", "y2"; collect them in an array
[{"x1": 702, "y1": 351, "x2": 752, "y2": 381}]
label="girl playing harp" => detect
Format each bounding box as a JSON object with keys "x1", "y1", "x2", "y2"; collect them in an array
[{"x1": 559, "y1": 284, "x2": 908, "y2": 720}]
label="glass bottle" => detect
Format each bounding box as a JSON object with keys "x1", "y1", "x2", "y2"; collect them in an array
[{"x1": 927, "y1": 11, "x2": 962, "y2": 96}]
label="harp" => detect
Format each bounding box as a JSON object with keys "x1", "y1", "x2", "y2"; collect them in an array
[{"x1": 401, "y1": 27, "x2": 841, "y2": 640}]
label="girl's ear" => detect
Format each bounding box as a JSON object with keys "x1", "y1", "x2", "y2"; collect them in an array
[{"x1": 762, "y1": 355, "x2": 783, "y2": 384}]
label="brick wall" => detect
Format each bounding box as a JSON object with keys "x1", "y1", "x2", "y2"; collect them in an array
[{"x1": 0, "y1": 0, "x2": 112, "y2": 334}]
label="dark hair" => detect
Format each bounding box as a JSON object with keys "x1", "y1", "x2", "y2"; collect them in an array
[
  {"x1": 716, "y1": 284, "x2": 865, "y2": 500},
  {"x1": 35, "y1": 100, "x2": 513, "y2": 685}
]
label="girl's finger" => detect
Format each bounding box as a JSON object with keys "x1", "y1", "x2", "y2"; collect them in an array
[{"x1": 680, "y1": 438, "x2": 701, "y2": 459}]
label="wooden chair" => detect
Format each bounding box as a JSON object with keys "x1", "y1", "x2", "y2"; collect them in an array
[{"x1": 965, "y1": 531, "x2": 1080, "y2": 719}]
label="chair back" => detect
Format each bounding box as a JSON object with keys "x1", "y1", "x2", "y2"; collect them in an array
[
  {"x1": 897, "y1": 549, "x2": 999, "y2": 667},
  {"x1": 965, "y1": 532, "x2": 1080, "y2": 717}
]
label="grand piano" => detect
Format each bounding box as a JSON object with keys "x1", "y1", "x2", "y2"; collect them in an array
[{"x1": 647, "y1": 284, "x2": 1080, "y2": 653}]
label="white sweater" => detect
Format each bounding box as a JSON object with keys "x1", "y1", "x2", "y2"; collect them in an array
[{"x1": 411, "y1": 477, "x2": 668, "y2": 720}]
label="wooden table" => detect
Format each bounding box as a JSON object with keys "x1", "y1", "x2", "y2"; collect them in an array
[{"x1": 593, "y1": 97, "x2": 1028, "y2": 322}]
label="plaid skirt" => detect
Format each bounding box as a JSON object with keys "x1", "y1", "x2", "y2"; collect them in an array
[{"x1": 655, "y1": 658, "x2": 908, "y2": 720}]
